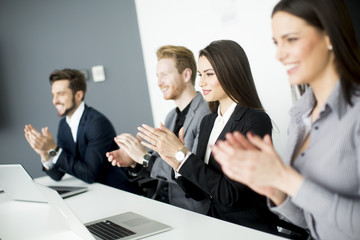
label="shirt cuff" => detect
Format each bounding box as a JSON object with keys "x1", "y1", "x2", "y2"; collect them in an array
[
  {"x1": 52, "y1": 148, "x2": 62, "y2": 164},
  {"x1": 174, "y1": 151, "x2": 192, "y2": 178},
  {"x1": 42, "y1": 158, "x2": 54, "y2": 170},
  {"x1": 42, "y1": 148, "x2": 62, "y2": 170}
]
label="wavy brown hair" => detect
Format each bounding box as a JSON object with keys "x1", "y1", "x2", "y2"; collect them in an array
[
  {"x1": 156, "y1": 45, "x2": 197, "y2": 85},
  {"x1": 49, "y1": 68, "x2": 87, "y2": 101}
]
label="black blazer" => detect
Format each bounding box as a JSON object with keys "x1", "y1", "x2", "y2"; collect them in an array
[
  {"x1": 176, "y1": 105, "x2": 280, "y2": 234},
  {"x1": 45, "y1": 105, "x2": 134, "y2": 191}
]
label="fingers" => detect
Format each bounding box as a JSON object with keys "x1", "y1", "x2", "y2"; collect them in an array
[
  {"x1": 30, "y1": 128, "x2": 42, "y2": 138},
  {"x1": 140, "y1": 140, "x2": 159, "y2": 152},
  {"x1": 42, "y1": 127, "x2": 52, "y2": 138},
  {"x1": 137, "y1": 127, "x2": 159, "y2": 146},
  {"x1": 24, "y1": 124, "x2": 30, "y2": 133},
  {"x1": 212, "y1": 140, "x2": 235, "y2": 159},
  {"x1": 159, "y1": 122, "x2": 172, "y2": 134},
  {"x1": 225, "y1": 132, "x2": 246, "y2": 149},
  {"x1": 115, "y1": 134, "x2": 138, "y2": 146},
  {"x1": 139, "y1": 124, "x2": 162, "y2": 138},
  {"x1": 136, "y1": 133, "x2": 142, "y2": 142},
  {"x1": 41, "y1": 127, "x2": 47, "y2": 136},
  {"x1": 246, "y1": 132, "x2": 273, "y2": 153},
  {"x1": 212, "y1": 141, "x2": 238, "y2": 167},
  {"x1": 106, "y1": 150, "x2": 117, "y2": 161},
  {"x1": 106, "y1": 150, "x2": 129, "y2": 168},
  {"x1": 232, "y1": 132, "x2": 257, "y2": 150},
  {"x1": 24, "y1": 124, "x2": 35, "y2": 132},
  {"x1": 24, "y1": 131, "x2": 33, "y2": 146},
  {"x1": 220, "y1": 161, "x2": 247, "y2": 184},
  {"x1": 106, "y1": 152, "x2": 117, "y2": 165},
  {"x1": 115, "y1": 134, "x2": 143, "y2": 152}
]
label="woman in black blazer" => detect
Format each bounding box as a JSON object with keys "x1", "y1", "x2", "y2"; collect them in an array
[{"x1": 138, "y1": 40, "x2": 282, "y2": 234}]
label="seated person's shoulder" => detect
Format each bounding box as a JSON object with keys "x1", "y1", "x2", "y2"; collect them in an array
[
  {"x1": 247, "y1": 108, "x2": 271, "y2": 120},
  {"x1": 83, "y1": 107, "x2": 115, "y2": 130},
  {"x1": 85, "y1": 107, "x2": 110, "y2": 122}
]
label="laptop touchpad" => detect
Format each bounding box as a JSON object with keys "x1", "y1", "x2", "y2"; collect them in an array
[{"x1": 124, "y1": 217, "x2": 150, "y2": 227}]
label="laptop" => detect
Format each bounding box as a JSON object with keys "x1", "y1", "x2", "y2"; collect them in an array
[
  {"x1": 0, "y1": 164, "x2": 87, "y2": 201},
  {"x1": 48, "y1": 185, "x2": 88, "y2": 198},
  {"x1": 0, "y1": 164, "x2": 171, "y2": 240}
]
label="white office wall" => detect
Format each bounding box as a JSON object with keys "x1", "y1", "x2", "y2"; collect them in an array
[{"x1": 135, "y1": 0, "x2": 292, "y2": 153}]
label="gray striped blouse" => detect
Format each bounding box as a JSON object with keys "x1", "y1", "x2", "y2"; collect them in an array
[{"x1": 271, "y1": 81, "x2": 360, "y2": 240}]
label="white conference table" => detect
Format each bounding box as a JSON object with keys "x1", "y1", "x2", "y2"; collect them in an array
[{"x1": 0, "y1": 174, "x2": 285, "y2": 240}]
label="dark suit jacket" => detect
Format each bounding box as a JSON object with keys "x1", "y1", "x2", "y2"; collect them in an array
[
  {"x1": 176, "y1": 105, "x2": 280, "y2": 234},
  {"x1": 45, "y1": 105, "x2": 133, "y2": 191}
]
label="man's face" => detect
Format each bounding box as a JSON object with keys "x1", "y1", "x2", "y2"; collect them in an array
[
  {"x1": 51, "y1": 79, "x2": 77, "y2": 117},
  {"x1": 156, "y1": 58, "x2": 186, "y2": 100}
]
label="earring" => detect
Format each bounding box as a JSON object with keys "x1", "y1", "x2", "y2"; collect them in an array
[{"x1": 328, "y1": 45, "x2": 333, "y2": 51}]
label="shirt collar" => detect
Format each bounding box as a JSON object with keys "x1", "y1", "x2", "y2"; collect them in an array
[
  {"x1": 326, "y1": 81, "x2": 347, "y2": 119},
  {"x1": 291, "y1": 80, "x2": 346, "y2": 120},
  {"x1": 217, "y1": 101, "x2": 237, "y2": 122},
  {"x1": 176, "y1": 100, "x2": 192, "y2": 116},
  {"x1": 66, "y1": 101, "x2": 85, "y2": 127}
]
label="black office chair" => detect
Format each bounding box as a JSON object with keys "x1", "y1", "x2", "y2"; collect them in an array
[
  {"x1": 275, "y1": 218, "x2": 313, "y2": 240},
  {"x1": 126, "y1": 166, "x2": 158, "y2": 198}
]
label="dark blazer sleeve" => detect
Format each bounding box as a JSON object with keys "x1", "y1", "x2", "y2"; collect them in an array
[
  {"x1": 44, "y1": 119, "x2": 68, "y2": 181},
  {"x1": 176, "y1": 107, "x2": 272, "y2": 207},
  {"x1": 46, "y1": 110, "x2": 117, "y2": 183},
  {"x1": 173, "y1": 116, "x2": 212, "y2": 201}
]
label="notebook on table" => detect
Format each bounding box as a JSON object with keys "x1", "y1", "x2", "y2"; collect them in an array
[{"x1": 0, "y1": 164, "x2": 171, "y2": 240}]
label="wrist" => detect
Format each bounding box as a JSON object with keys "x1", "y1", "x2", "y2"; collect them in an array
[
  {"x1": 41, "y1": 154, "x2": 51, "y2": 162},
  {"x1": 49, "y1": 143, "x2": 57, "y2": 150},
  {"x1": 268, "y1": 189, "x2": 287, "y2": 206},
  {"x1": 135, "y1": 151, "x2": 148, "y2": 165},
  {"x1": 172, "y1": 160, "x2": 181, "y2": 172},
  {"x1": 277, "y1": 166, "x2": 304, "y2": 197}
]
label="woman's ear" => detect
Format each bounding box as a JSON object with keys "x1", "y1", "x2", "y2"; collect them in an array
[{"x1": 324, "y1": 34, "x2": 333, "y2": 51}]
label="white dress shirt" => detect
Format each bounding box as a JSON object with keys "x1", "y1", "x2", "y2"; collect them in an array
[
  {"x1": 204, "y1": 102, "x2": 237, "y2": 164},
  {"x1": 176, "y1": 102, "x2": 237, "y2": 175}
]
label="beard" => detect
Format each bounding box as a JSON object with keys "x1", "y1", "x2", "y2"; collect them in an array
[
  {"x1": 163, "y1": 82, "x2": 186, "y2": 101},
  {"x1": 57, "y1": 96, "x2": 77, "y2": 117}
]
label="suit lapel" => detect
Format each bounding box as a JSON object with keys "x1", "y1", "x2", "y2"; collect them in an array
[
  {"x1": 209, "y1": 105, "x2": 248, "y2": 169},
  {"x1": 76, "y1": 106, "x2": 88, "y2": 154},
  {"x1": 196, "y1": 113, "x2": 217, "y2": 159},
  {"x1": 217, "y1": 105, "x2": 248, "y2": 141},
  {"x1": 62, "y1": 120, "x2": 76, "y2": 154},
  {"x1": 167, "y1": 112, "x2": 176, "y2": 133},
  {"x1": 182, "y1": 92, "x2": 201, "y2": 137}
]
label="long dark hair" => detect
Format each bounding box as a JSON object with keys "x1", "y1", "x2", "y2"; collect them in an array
[
  {"x1": 273, "y1": 0, "x2": 360, "y2": 105},
  {"x1": 199, "y1": 40, "x2": 264, "y2": 113}
]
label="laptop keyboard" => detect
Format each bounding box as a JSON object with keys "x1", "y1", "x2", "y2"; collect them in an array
[{"x1": 86, "y1": 220, "x2": 136, "y2": 240}]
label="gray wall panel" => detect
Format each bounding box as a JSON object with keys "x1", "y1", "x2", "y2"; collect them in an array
[{"x1": 0, "y1": 0, "x2": 153, "y2": 178}]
